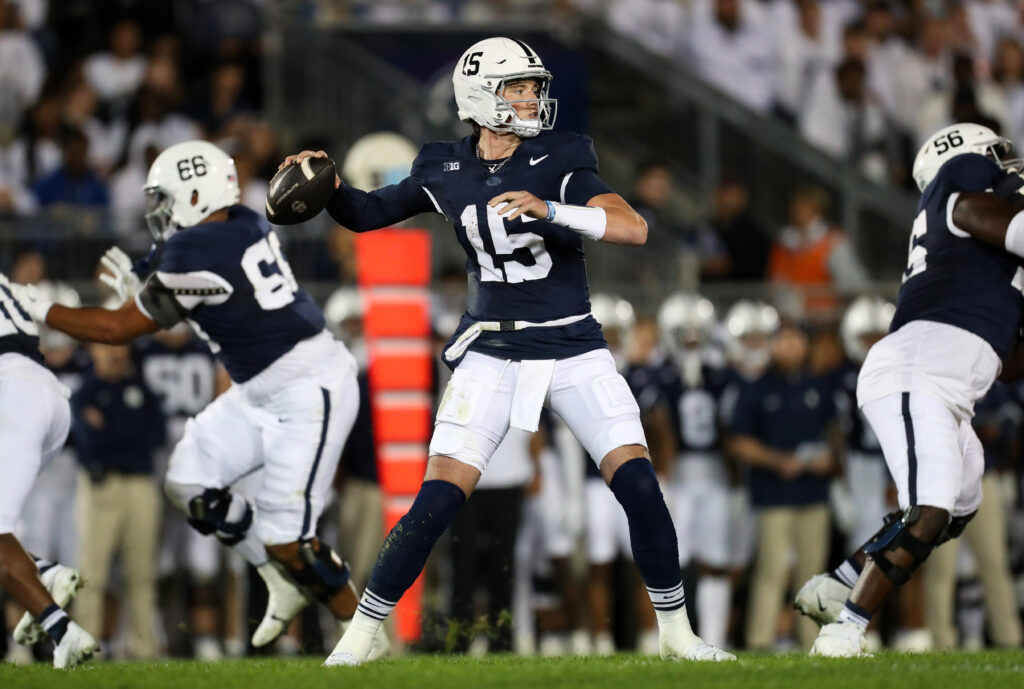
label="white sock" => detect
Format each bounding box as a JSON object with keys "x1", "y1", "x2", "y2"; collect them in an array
[
  {"x1": 224, "y1": 495, "x2": 270, "y2": 566},
  {"x1": 334, "y1": 610, "x2": 384, "y2": 659},
  {"x1": 832, "y1": 560, "x2": 861, "y2": 589},
  {"x1": 837, "y1": 602, "x2": 871, "y2": 630},
  {"x1": 696, "y1": 575, "x2": 731, "y2": 648},
  {"x1": 654, "y1": 604, "x2": 700, "y2": 647}
]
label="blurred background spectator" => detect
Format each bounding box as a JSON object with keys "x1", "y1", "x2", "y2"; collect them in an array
[
  {"x1": 728, "y1": 323, "x2": 838, "y2": 650},
  {"x1": 72, "y1": 340, "x2": 165, "y2": 660}
]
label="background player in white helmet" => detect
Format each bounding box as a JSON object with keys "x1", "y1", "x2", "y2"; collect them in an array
[
  {"x1": 3, "y1": 139, "x2": 386, "y2": 656},
  {"x1": 797, "y1": 123, "x2": 1024, "y2": 656},
  {"x1": 835, "y1": 296, "x2": 895, "y2": 551},
  {"x1": 723, "y1": 300, "x2": 780, "y2": 383},
  {"x1": 298, "y1": 36, "x2": 732, "y2": 664},
  {"x1": 657, "y1": 293, "x2": 736, "y2": 650}
]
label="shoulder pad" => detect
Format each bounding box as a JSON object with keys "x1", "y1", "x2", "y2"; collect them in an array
[
  {"x1": 411, "y1": 140, "x2": 464, "y2": 182},
  {"x1": 538, "y1": 130, "x2": 599, "y2": 172},
  {"x1": 933, "y1": 153, "x2": 1005, "y2": 194}
]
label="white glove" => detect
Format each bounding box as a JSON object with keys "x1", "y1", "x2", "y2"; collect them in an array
[
  {"x1": 7, "y1": 281, "x2": 53, "y2": 323},
  {"x1": 99, "y1": 246, "x2": 142, "y2": 302}
]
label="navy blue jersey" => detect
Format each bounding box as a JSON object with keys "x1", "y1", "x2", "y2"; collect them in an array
[
  {"x1": 0, "y1": 282, "x2": 43, "y2": 364},
  {"x1": 71, "y1": 372, "x2": 166, "y2": 477},
  {"x1": 891, "y1": 153, "x2": 1024, "y2": 358},
  {"x1": 48, "y1": 346, "x2": 92, "y2": 394},
  {"x1": 660, "y1": 364, "x2": 730, "y2": 455},
  {"x1": 730, "y1": 369, "x2": 837, "y2": 507},
  {"x1": 132, "y1": 335, "x2": 218, "y2": 422},
  {"x1": 834, "y1": 360, "x2": 882, "y2": 457},
  {"x1": 138, "y1": 205, "x2": 325, "y2": 382},
  {"x1": 417, "y1": 131, "x2": 613, "y2": 364}
]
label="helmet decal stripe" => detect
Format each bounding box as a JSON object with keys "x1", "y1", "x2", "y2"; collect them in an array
[{"x1": 509, "y1": 37, "x2": 538, "y2": 65}]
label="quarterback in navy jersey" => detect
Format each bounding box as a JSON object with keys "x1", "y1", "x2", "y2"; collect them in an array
[
  {"x1": 296, "y1": 37, "x2": 732, "y2": 664},
  {"x1": 4, "y1": 140, "x2": 383, "y2": 655},
  {"x1": 797, "y1": 124, "x2": 1024, "y2": 657},
  {"x1": 0, "y1": 279, "x2": 99, "y2": 666}
]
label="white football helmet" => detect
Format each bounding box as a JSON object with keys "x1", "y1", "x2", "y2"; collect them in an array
[
  {"x1": 657, "y1": 293, "x2": 716, "y2": 356},
  {"x1": 324, "y1": 287, "x2": 363, "y2": 344},
  {"x1": 840, "y1": 295, "x2": 895, "y2": 364},
  {"x1": 912, "y1": 123, "x2": 1022, "y2": 192},
  {"x1": 724, "y1": 300, "x2": 780, "y2": 376},
  {"x1": 591, "y1": 293, "x2": 635, "y2": 335},
  {"x1": 143, "y1": 140, "x2": 241, "y2": 240},
  {"x1": 342, "y1": 132, "x2": 418, "y2": 192},
  {"x1": 452, "y1": 37, "x2": 557, "y2": 138}
]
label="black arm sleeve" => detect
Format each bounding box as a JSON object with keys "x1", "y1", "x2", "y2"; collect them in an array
[{"x1": 325, "y1": 176, "x2": 436, "y2": 232}]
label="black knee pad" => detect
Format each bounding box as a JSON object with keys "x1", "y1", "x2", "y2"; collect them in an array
[
  {"x1": 937, "y1": 510, "x2": 976, "y2": 546},
  {"x1": 186, "y1": 488, "x2": 253, "y2": 546},
  {"x1": 863, "y1": 506, "x2": 937, "y2": 585},
  {"x1": 289, "y1": 540, "x2": 352, "y2": 603}
]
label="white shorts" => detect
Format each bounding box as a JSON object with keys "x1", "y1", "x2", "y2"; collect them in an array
[
  {"x1": 429, "y1": 349, "x2": 646, "y2": 473},
  {"x1": 861, "y1": 392, "x2": 983, "y2": 516},
  {"x1": 15, "y1": 448, "x2": 79, "y2": 565},
  {"x1": 585, "y1": 477, "x2": 630, "y2": 564},
  {"x1": 857, "y1": 321, "x2": 1000, "y2": 421},
  {"x1": 0, "y1": 355, "x2": 71, "y2": 534},
  {"x1": 166, "y1": 334, "x2": 359, "y2": 545},
  {"x1": 672, "y1": 455, "x2": 733, "y2": 568}
]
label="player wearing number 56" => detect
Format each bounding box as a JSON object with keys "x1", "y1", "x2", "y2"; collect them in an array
[
  {"x1": 794, "y1": 123, "x2": 1024, "y2": 658},
  {"x1": 2, "y1": 139, "x2": 391, "y2": 659},
  {"x1": 292, "y1": 37, "x2": 733, "y2": 667}
]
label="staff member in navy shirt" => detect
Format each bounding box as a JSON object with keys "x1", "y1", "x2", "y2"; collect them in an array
[
  {"x1": 727, "y1": 322, "x2": 839, "y2": 650},
  {"x1": 71, "y1": 341, "x2": 165, "y2": 659}
]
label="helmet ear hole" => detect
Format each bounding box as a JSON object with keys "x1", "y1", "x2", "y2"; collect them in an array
[{"x1": 191, "y1": 189, "x2": 199, "y2": 206}]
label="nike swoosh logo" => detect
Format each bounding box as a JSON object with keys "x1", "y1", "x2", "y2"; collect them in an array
[{"x1": 530, "y1": 155, "x2": 549, "y2": 166}]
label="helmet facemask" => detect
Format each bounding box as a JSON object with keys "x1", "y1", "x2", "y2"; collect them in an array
[
  {"x1": 485, "y1": 74, "x2": 557, "y2": 138},
  {"x1": 144, "y1": 186, "x2": 176, "y2": 241},
  {"x1": 984, "y1": 137, "x2": 1024, "y2": 176}
]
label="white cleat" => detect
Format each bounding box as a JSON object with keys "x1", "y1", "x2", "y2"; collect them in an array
[
  {"x1": 52, "y1": 622, "x2": 99, "y2": 669},
  {"x1": 810, "y1": 622, "x2": 870, "y2": 658},
  {"x1": 324, "y1": 614, "x2": 379, "y2": 667},
  {"x1": 251, "y1": 562, "x2": 311, "y2": 647},
  {"x1": 794, "y1": 573, "x2": 851, "y2": 628},
  {"x1": 323, "y1": 651, "x2": 361, "y2": 667},
  {"x1": 661, "y1": 634, "x2": 736, "y2": 662},
  {"x1": 15, "y1": 565, "x2": 84, "y2": 646}
]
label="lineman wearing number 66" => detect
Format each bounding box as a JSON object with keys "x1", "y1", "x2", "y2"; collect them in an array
[
  {"x1": 795, "y1": 123, "x2": 1024, "y2": 656},
  {"x1": 280, "y1": 36, "x2": 733, "y2": 665},
  {"x1": 3, "y1": 139, "x2": 389, "y2": 657}
]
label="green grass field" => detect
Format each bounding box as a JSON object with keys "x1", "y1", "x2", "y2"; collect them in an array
[{"x1": 3, "y1": 652, "x2": 1024, "y2": 689}]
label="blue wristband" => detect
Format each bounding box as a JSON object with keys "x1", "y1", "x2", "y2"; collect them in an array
[{"x1": 545, "y1": 200, "x2": 556, "y2": 222}]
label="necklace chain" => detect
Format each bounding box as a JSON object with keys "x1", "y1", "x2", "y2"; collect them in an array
[{"x1": 476, "y1": 145, "x2": 513, "y2": 175}]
